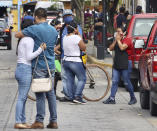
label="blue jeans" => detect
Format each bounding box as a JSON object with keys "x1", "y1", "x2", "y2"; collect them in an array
[
  {"x1": 33, "y1": 69, "x2": 57, "y2": 123},
  {"x1": 63, "y1": 61, "x2": 86, "y2": 99},
  {"x1": 15, "y1": 63, "x2": 32, "y2": 123},
  {"x1": 110, "y1": 63, "x2": 135, "y2": 99},
  {"x1": 61, "y1": 60, "x2": 77, "y2": 99},
  {"x1": 61, "y1": 60, "x2": 70, "y2": 98}
]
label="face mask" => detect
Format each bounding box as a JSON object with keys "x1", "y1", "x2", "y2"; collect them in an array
[{"x1": 63, "y1": 16, "x2": 73, "y2": 24}]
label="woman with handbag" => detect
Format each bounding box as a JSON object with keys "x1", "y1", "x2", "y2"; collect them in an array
[
  {"x1": 63, "y1": 20, "x2": 86, "y2": 104},
  {"x1": 14, "y1": 19, "x2": 46, "y2": 129}
]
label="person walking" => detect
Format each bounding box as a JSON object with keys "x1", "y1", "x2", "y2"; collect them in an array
[
  {"x1": 84, "y1": 8, "x2": 93, "y2": 40},
  {"x1": 116, "y1": 7, "x2": 127, "y2": 28},
  {"x1": 14, "y1": 19, "x2": 46, "y2": 129},
  {"x1": 103, "y1": 27, "x2": 137, "y2": 105},
  {"x1": 63, "y1": 20, "x2": 86, "y2": 104},
  {"x1": 15, "y1": 8, "x2": 58, "y2": 129}
]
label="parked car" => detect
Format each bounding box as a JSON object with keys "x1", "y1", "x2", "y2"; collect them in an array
[
  {"x1": 119, "y1": 13, "x2": 157, "y2": 91},
  {"x1": 138, "y1": 20, "x2": 157, "y2": 116},
  {"x1": 0, "y1": 18, "x2": 12, "y2": 50}
]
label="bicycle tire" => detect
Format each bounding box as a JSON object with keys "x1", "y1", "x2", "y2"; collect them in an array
[{"x1": 83, "y1": 64, "x2": 111, "y2": 102}]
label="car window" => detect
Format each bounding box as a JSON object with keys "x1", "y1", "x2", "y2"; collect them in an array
[
  {"x1": 133, "y1": 18, "x2": 156, "y2": 37},
  {"x1": 153, "y1": 31, "x2": 157, "y2": 45}
]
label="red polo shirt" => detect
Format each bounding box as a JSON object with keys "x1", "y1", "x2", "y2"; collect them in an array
[{"x1": 122, "y1": 37, "x2": 134, "y2": 60}]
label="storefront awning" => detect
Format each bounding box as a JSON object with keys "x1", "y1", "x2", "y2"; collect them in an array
[{"x1": 0, "y1": 1, "x2": 12, "y2": 7}]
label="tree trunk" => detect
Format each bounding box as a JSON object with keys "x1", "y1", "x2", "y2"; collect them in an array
[{"x1": 71, "y1": 0, "x2": 85, "y2": 28}]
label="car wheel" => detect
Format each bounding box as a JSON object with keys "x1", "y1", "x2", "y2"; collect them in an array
[
  {"x1": 131, "y1": 78, "x2": 139, "y2": 92},
  {"x1": 150, "y1": 93, "x2": 157, "y2": 116},
  {"x1": 7, "y1": 42, "x2": 12, "y2": 50},
  {"x1": 140, "y1": 86, "x2": 149, "y2": 109}
]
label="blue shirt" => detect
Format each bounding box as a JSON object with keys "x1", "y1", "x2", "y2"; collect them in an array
[
  {"x1": 61, "y1": 25, "x2": 83, "y2": 58},
  {"x1": 22, "y1": 22, "x2": 58, "y2": 70},
  {"x1": 23, "y1": 15, "x2": 34, "y2": 22}
]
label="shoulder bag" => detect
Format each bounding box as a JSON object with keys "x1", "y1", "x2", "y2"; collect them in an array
[{"x1": 31, "y1": 51, "x2": 52, "y2": 93}]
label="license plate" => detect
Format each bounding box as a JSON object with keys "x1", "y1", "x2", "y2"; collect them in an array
[{"x1": 0, "y1": 38, "x2": 4, "y2": 42}]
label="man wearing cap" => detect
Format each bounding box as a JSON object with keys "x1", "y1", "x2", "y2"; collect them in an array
[
  {"x1": 56, "y1": 9, "x2": 83, "y2": 102},
  {"x1": 23, "y1": 9, "x2": 34, "y2": 22}
]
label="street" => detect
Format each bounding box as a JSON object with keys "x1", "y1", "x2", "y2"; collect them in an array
[{"x1": 0, "y1": 34, "x2": 157, "y2": 131}]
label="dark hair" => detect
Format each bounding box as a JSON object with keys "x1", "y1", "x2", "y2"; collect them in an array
[
  {"x1": 67, "y1": 20, "x2": 77, "y2": 34},
  {"x1": 119, "y1": 7, "x2": 125, "y2": 13},
  {"x1": 50, "y1": 19, "x2": 61, "y2": 26},
  {"x1": 124, "y1": 11, "x2": 129, "y2": 18},
  {"x1": 136, "y1": 6, "x2": 142, "y2": 14},
  {"x1": 117, "y1": 26, "x2": 126, "y2": 33},
  {"x1": 16, "y1": 19, "x2": 34, "y2": 55},
  {"x1": 34, "y1": 8, "x2": 47, "y2": 19}
]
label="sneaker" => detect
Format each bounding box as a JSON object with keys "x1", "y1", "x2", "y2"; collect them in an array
[
  {"x1": 73, "y1": 97, "x2": 86, "y2": 104},
  {"x1": 31, "y1": 121, "x2": 44, "y2": 129},
  {"x1": 128, "y1": 97, "x2": 137, "y2": 105},
  {"x1": 103, "y1": 97, "x2": 116, "y2": 104},
  {"x1": 47, "y1": 122, "x2": 58, "y2": 129},
  {"x1": 59, "y1": 97, "x2": 72, "y2": 102}
]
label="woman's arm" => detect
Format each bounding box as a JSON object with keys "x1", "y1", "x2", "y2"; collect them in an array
[
  {"x1": 25, "y1": 39, "x2": 45, "y2": 61},
  {"x1": 78, "y1": 39, "x2": 86, "y2": 51},
  {"x1": 54, "y1": 44, "x2": 61, "y2": 55},
  {"x1": 117, "y1": 40, "x2": 128, "y2": 51},
  {"x1": 109, "y1": 40, "x2": 116, "y2": 51},
  {"x1": 116, "y1": 33, "x2": 128, "y2": 51}
]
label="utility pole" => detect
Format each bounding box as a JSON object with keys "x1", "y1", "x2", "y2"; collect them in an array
[
  {"x1": 132, "y1": 0, "x2": 135, "y2": 15},
  {"x1": 97, "y1": 0, "x2": 106, "y2": 59}
]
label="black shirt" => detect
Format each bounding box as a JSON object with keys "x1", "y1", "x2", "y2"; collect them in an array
[
  {"x1": 113, "y1": 43, "x2": 128, "y2": 70},
  {"x1": 116, "y1": 14, "x2": 126, "y2": 28}
]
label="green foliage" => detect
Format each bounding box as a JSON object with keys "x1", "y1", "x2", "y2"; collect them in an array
[
  {"x1": 47, "y1": 5, "x2": 57, "y2": 11},
  {"x1": 48, "y1": 0, "x2": 59, "y2": 11}
]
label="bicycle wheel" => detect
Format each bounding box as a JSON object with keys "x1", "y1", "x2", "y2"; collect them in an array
[
  {"x1": 28, "y1": 88, "x2": 36, "y2": 101},
  {"x1": 83, "y1": 64, "x2": 111, "y2": 102}
]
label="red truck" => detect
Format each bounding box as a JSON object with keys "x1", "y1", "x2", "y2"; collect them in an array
[
  {"x1": 122, "y1": 13, "x2": 157, "y2": 91},
  {"x1": 138, "y1": 20, "x2": 157, "y2": 116}
]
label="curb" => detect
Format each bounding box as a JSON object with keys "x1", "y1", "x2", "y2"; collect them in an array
[{"x1": 87, "y1": 55, "x2": 113, "y2": 68}]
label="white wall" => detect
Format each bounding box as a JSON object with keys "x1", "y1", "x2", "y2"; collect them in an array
[{"x1": 137, "y1": 0, "x2": 146, "y2": 13}]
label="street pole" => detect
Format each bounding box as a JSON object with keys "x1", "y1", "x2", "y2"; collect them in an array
[
  {"x1": 97, "y1": 0, "x2": 106, "y2": 59},
  {"x1": 132, "y1": 0, "x2": 135, "y2": 15}
]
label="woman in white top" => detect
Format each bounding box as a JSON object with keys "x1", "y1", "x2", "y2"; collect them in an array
[
  {"x1": 63, "y1": 20, "x2": 86, "y2": 104},
  {"x1": 14, "y1": 19, "x2": 46, "y2": 129}
]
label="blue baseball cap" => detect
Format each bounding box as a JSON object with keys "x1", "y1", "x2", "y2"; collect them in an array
[{"x1": 63, "y1": 9, "x2": 73, "y2": 17}]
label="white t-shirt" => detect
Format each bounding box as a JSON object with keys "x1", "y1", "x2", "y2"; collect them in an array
[
  {"x1": 17, "y1": 37, "x2": 42, "y2": 65},
  {"x1": 63, "y1": 35, "x2": 82, "y2": 62}
]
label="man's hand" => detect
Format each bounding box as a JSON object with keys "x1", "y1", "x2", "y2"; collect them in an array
[{"x1": 15, "y1": 31, "x2": 25, "y2": 38}]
